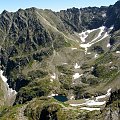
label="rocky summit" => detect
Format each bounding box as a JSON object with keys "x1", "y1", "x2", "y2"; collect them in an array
[{"x1": 0, "y1": 1, "x2": 120, "y2": 120}]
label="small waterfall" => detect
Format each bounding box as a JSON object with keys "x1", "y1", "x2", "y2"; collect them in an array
[{"x1": 0, "y1": 70, "x2": 17, "y2": 105}]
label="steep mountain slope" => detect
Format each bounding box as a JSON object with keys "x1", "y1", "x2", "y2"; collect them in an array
[
  {"x1": 0, "y1": 1, "x2": 120, "y2": 120},
  {"x1": 58, "y1": 6, "x2": 107, "y2": 32}
]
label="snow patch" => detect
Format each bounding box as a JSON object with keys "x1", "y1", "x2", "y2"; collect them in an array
[
  {"x1": 87, "y1": 52, "x2": 91, "y2": 55},
  {"x1": 70, "y1": 96, "x2": 75, "y2": 100},
  {"x1": 91, "y1": 66, "x2": 94, "y2": 70},
  {"x1": 96, "y1": 88, "x2": 111, "y2": 101},
  {"x1": 102, "y1": 13, "x2": 106, "y2": 17},
  {"x1": 94, "y1": 54, "x2": 99, "y2": 58},
  {"x1": 70, "y1": 100, "x2": 106, "y2": 107},
  {"x1": 90, "y1": 26, "x2": 105, "y2": 43},
  {"x1": 51, "y1": 73, "x2": 56, "y2": 79},
  {"x1": 107, "y1": 43, "x2": 111, "y2": 48},
  {"x1": 60, "y1": 73, "x2": 65, "y2": 75},
  {"x1": 71, "y1": 48, "x2": 77, "y2": 50},
  {"x1": 79, "y1": 29, "x2": 96, "y2": 43},
  {"x1": 50, "y1": 79, "x2": 53, "y2": 82},
  {"x1": 70, "y1": 104, "x2": 83, "y2": 107},
  {"x1": 0, "y1": 70, "x2": 7, "y2": 83},
  {"x1": 80, "y1": 43, "x2": 91, "y2": 54},
  {"x1": 85, "y1": 100, "x2": 106, "y2": 106},
  {"x1": 72, "y1": 82, "x2": 75, "y2": 85},
  {"x1": 109, "y1": 25, "x2": 114, "y2": 30},
  {"x1": 70, "y1": 88, "x2": 111, "y2": 109},
  {"x1": 116, "y1": 51, "x2": 120, "y2": 53},
  {"x1": 0, "y1": 70, "x2": 17, "y2": 96},
  {"x1": 107, "y1": 88, "x2": 112, "y2": 94},
  {"x1": 80, "y1": 26, "x2": 109, "y2": 54},
  {"x1": 48, "y1": 93, "x2": 58, "y2": 98},
  {"x1": 79, "y1": 31, "x2": 88, "y2": 43},
  {"x1": 73, "y1": 73, "x2": 83, "y2": 79},
  {"x1": 80, "y1": 107, "x2": 100, "y2": 111},
  {"x1": 74, "y1": 63, "x2": 80, "y2": 69},
  {"x1": 62, "y1": 63, "x2": 68, "y2": 65}
]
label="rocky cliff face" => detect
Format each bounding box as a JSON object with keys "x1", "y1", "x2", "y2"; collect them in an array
[
  {"x1": 105, "y1": 0, "x2": 120, "y2": 31},
  {"x1": 58, "y1": 6, "x2": 107, "y2": 32},
  {"x1": 0, "y1": 1, "x2": 120, "y2": 120}
]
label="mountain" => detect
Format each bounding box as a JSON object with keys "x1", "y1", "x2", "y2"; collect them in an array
[{"x1": 0, "y1": 1, "x2": 120, "y2": 120}]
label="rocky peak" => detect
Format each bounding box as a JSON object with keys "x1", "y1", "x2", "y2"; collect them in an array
[
  {"x1": 105, "y1": 0, "x2": 120, "y2": 31},
  {"x1": 59, "y1": 6, "x2": 108, "y2": 32}
]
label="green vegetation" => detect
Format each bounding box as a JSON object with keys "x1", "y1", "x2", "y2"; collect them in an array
[
  {"x1": 24, "y1": 97, "x2": 89, "y2": 120},
  {"x1": 95, "y1": 52, "x2": 117, "y2": 65},
  {"x1": 0, "y1": 105, "x2": 21, "y2": 120},
  {"x1": 57, "y1": 65, "x2": 73, "y2": 75},
  {"x1": 81, "y1": 77, "x2": 99, "y2": 85},
  {"x1": 59, "y1": 74, "x2": 72, "y2": 91},
  {"x1": 27, "y1": 70, "x2": 48, "y2": 79},
  {"x1": 92, "y1": 65, "x2": 118, "y2": 79},
  {"x1": 53, "y1": 36, "x2": 71, "y2": 51}
]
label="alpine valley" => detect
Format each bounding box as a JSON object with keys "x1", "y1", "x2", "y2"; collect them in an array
[{"x1": 0, "y1": 1, "x2": 120, "y2": 120}]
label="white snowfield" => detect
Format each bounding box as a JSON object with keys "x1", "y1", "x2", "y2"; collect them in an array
[
  {"x1": 79, "y1": 29, "x2": 96, "y2": 43},
  {"x1": 62, "y1": 63, "x2": 68, "y2": 65},
  {"x1": 48, "y1": 93, "x2": 58, "y2": 98},
  {"x1": 51, "y1": 73, "x2": 56, "y2": 79},
  {"x1": 70, "y1": 100, "x2": 106, "y2": 107},
  {"x1": 88, "y1": 26, "x2": 105, "y2": 43},
  {"x1": 70, "y1": 103, "x2": 83, "y2": 107},
  {"x1": 74, "y1": 63, "x2": 80, "y2": 69},
  {"x1": 116, "y1": 51, "x2": 120, "y2": 53},
  {"x1": 70, "y1": 96, "x2": 75, "y2": 100},
  {"x1": 107, "y1": 43, "x2": 111, "y2": 48},
  {"x1": 102, "y1": 13, "x2": 106, "y2": 18},
  {"x1": 70, "y1": 88, "x2": 112, "y2": 111},
  {"x1": 79, "y1": 31, "x2": 88, "y2": 43},
  {"x1": 71, "y1": 48, "x2": 77, "y2": 50},
  {"x1": 85, "y1": 100, "x2": 106, "y2": 106},
  {"x1": 94, "y1": 54, "x2": 99, "y2": 58},
  {"x1": 91, "y1": 66, "x2": 94, "y2": 70},
  {"x1": 0, "y1": 70, "x2": 7, "y2": 83},
  {"x1": 87, "y1": 52, "x2": 91, "y2": 55},
  {"x1": 80, "y1": 43, "x2": 91, "y2": 54},
  {"x1": 109, "y1": 62, "x2": 112, "y2": 64},
  {"x1": 50, "y1": 79, "x2": 53, "y2": 82},
  {"x1": 80, "y1": 107, "x2": 100, "y2": 111},
  {"x1": 109, "y1": 25, "x2": 114, "y2": 31},
  {"x1": 96, "y1": 88, "x2": 111, "y2": 101},
  {"x1": 73, "y1": 73, "x2": 83, "y2": 79},
  {"x1": 79, "y1": 26, "x2": 112, "y2": 54},
  {"x1": 0, "y1": 70, "x2": 17, "y2": 95}
]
